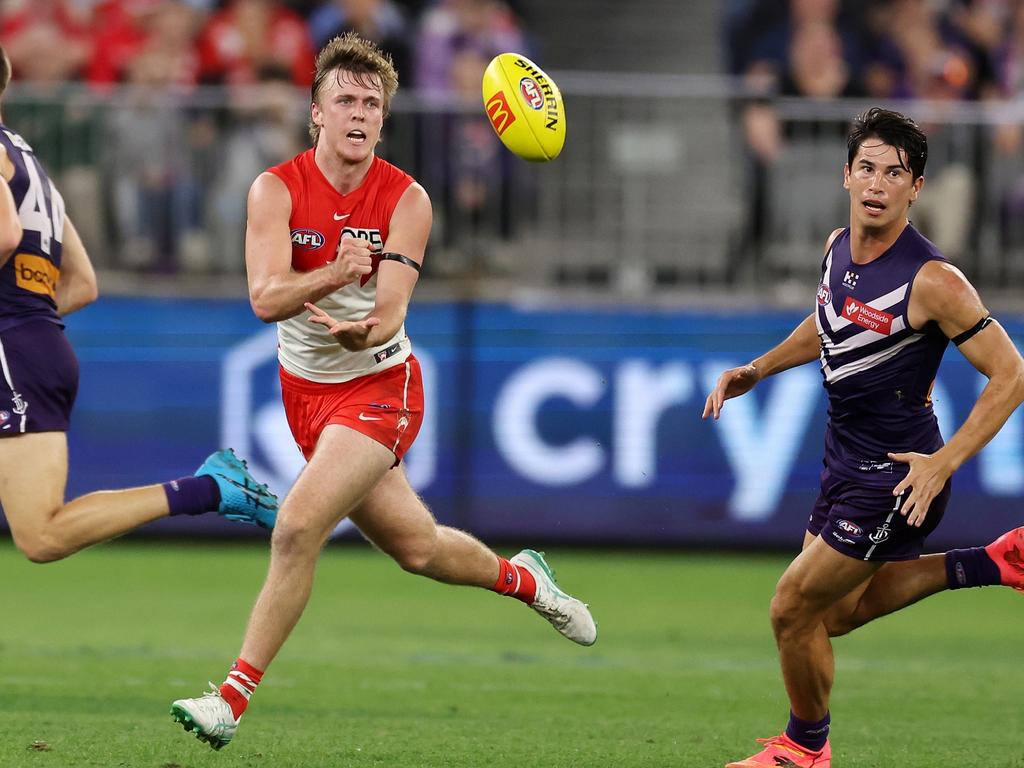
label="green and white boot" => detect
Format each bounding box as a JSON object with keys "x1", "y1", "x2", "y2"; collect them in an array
[
  {"x1": 171, "y1": 684, "x2": 239, "y2": 750},
  {"x1": 511, "y1": 549, "x2": 597, "y2": 646}
]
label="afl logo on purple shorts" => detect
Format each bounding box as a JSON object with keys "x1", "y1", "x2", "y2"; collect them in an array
[
  {"x1": 836, "y1": 519, "x2": 863, "y2": 538},
  {"x1": 291, "y1": 229, "x2": 325, "y2": 250},
  {"x1": 0, "y1": 410, "x2": 9, "y2": 427},
  {"x1": 520, "y1": 77, "x2": 544, "y2": 110},
  {"x1": 817, "y1": 283, "x2": 832, "y2": 306}
]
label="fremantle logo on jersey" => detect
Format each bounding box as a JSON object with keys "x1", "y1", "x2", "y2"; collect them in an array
[{"x1": 291, "y1": 229, "x2": 325, "y2": 250}]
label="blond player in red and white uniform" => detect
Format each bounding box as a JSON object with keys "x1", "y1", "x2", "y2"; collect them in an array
[
  {"x1": 271, "y1": 128, "x2": 423, "y2": 461},
  {"x1": 171, "y1": 33, "x2": 597, "y2": 751}
]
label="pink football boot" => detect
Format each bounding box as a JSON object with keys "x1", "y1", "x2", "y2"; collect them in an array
[
  {"x1": 984, "y1": 526, "x2": 1024, "y2": 593},
  {"x1": 726, "y1": 733, "x2": 831, "y2": 767}
]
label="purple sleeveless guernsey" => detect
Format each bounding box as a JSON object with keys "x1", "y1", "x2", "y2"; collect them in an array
[
  {"x1": 815, "y1": 224, "x2": 949, "y2": 486},
  {"x1": 0, "y1": 124, "x2": 66, "y2": 333}
]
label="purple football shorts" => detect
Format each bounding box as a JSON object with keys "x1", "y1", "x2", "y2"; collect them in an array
[
  {"x1": 0, "y1": 319, "x2": 79, "y2": 435},
  {"x1": 808, "y1": 466, "x2": 950, "y2": 561}
]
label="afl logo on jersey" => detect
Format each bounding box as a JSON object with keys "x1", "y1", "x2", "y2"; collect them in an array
[
  {"x1": 520, "y1": 77, "x2": 545, "y2": 110},
  {"x1": 291, "y1": 228, "x2": 325, "y2": 250},
  {"x1": 816, "y1": 283, "x2": 832, "y2": 306}
]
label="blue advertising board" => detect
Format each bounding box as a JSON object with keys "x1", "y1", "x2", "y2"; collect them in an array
[{"x1": 7, "y1": 296, "x2": 1023, "y2": 549}]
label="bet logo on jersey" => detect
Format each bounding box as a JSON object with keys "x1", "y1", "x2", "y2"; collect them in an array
[
  {"x1": 340, "y1": 227, "x2": 384, "y2": 251},
  {"x1": 336, "y1": 227, "x2": 386, "y2": 287}
]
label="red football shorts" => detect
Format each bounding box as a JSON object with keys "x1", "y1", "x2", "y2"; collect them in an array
[{"x1": 279, "y1": 355, "x2": 424, "y2": 465}]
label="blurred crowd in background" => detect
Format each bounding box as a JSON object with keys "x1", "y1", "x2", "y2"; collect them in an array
[
  {"x1": 728, "y1": 0, "x2": 1024, "y2": 104},
  {"x1": 0, "y1": 0, "x2": 531, "y2": 92},
  {"x1": 728, "y1": 0, "x2": 1024, "y2": 272},
  {"x1": 1, "y1": 0, "x2": 1022, "y2": 288}
]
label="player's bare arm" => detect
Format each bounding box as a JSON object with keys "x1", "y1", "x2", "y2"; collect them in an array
[
  {"x1": 891, "y1": 261, "x2": 1024, "y2": 526},
  {"x1": 306, "y1": 182, "x2": 431, "y2": 351},
  {"x1": 245, "y1": 172, "x2": 373, "y2": 323},
  {"x1": 703, "y1": 229, "x2": 841, "y2": 421},
  {"x1": 0, "y1": 144, "x2": 22, "y2": 265},
  {"x1": 703, "y1": 313, "x2": 820, "y2": 420},
  {"x1": 55, "y1": 217, "x2": 98, "y2": 315}
]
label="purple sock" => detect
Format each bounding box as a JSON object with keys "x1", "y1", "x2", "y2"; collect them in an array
[
  {"x1": 945, "y1": 547, "x2": 1001, "y2": 589},
  {"x1": 163, "y1": 475, "x2": 220, "y2": 516},
  {"x1": 786, "y1": 710, "x2": 830, "y2": 752}
]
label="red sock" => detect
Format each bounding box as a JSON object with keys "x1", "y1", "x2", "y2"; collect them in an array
[
  {"x1": 492, "y1": 557, "x2": 537, "y2": 604},
  {"x1": 219, "y1": 658, "x2": 264, "y2": 720}
]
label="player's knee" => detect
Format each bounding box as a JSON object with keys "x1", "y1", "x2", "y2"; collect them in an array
[
  {"x1": 769, "y1": 583, "x2": 809, "y2": 638},
  {"x1": 390, "y1": 536, "x2": 436, "y2": 575},
  {"x1": 377, "y1": 523, "x2": 439, "y2": 575},
  {"x1": 270, "y1": 517, "x2": 322, "y2": 561}
]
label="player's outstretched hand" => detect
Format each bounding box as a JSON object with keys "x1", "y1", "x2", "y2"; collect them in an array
[
  {"x1": 305, "y1": 302, "x2": 381, "y2": 350},
  {"x1": 702, "y1": 363, "x2": 760, "y2": 420},
  {"x1": 331, "y1": 236, "x2": 374, "y2": 286},
  {"x1": 888, "y1": 451, "x2": 954, "y2": 527}
]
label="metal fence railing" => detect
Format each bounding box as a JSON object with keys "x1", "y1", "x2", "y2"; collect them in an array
[{"x1": 5, "y1": 77, "x2": 1023, "y2": 300}]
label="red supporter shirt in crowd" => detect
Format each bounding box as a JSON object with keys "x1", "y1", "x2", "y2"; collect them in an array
[{"x1": 197, "y1": 0, "x2": 315, "y2": 86}]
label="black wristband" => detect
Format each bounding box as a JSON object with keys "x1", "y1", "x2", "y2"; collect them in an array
[
  {"x1": 380, "y1": 252, "x2": 421, "y2": 272},
  {"x1": 951, "y1": 316, "x2": 993, "y2": 346}
]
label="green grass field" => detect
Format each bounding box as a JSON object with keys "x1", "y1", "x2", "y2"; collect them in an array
[{"x1": 0, "y1": 540, "x2": 1021, "y2": 768}]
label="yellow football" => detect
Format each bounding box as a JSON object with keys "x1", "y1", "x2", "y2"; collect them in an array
[{"x1": 482, "y1": 53, "x2": 565, "y2": 162}]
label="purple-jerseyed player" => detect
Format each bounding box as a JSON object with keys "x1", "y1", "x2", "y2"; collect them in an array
[
  {"x1": 0, "y1": 44, "x2": 278, "y2": 564},
  {"x1": 703, "y1": 108, "x2": 1024, "y2": 768}
]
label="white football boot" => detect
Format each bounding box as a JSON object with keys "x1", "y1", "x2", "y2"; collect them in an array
[
  {"x1": 170, "y1": 684, "x2": 240, "y2": 750},
  {"x1": 510, "y1": 549, "x2": 597, "y2": 646}
]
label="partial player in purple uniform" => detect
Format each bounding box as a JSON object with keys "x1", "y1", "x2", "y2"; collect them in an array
[
  {"x1": 703, "y1": 108, "x2": 1024, "y2": 768},
  {"x1": 0, "y1": 45, "x2": 277, "y2": 564}
]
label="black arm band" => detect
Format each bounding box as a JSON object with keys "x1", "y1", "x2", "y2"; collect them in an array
[
  {"x1": 380, "y1": 252, "x2": 421, "y2": 272},
  {"x1": 951, "y1": 316, "x2": 993, "y2": 346}
]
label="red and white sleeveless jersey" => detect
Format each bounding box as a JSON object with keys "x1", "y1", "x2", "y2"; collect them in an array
[{"x1": 268, "y1": 150, "x2": 414, "y2": 383}]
